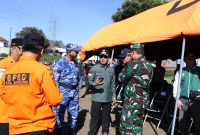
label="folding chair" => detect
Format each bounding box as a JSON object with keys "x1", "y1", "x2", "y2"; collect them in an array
[
  {"x1": 167, "y1": 115, "x2": 193, "y2": 134},
  {"x1": 167, "y1": 99, "x2": 193, "y2": 134},
  {"x1": 143, "y1": 84, "x2": 172, "y2": 129}
]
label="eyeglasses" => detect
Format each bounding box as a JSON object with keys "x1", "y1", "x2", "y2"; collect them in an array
[{"x1": 100, "y1": 55, "x2": 108, "y2": 58}]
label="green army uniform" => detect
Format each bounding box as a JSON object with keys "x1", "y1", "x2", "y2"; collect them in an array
[{"x1": 119, "y1": 43, "x2": 153, "y2": 135}]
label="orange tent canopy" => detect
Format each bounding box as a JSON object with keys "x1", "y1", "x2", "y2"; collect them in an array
[{"x1": 81, "y1": 0, "x2": 200, "y2": 56}]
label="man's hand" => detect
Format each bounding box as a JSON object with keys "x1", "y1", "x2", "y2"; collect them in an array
[
  {"x1": 195, "y1": 95, "x2": 200, "y2": 101},
  {"x1": 93, "y1": 79, "x2": 104, "y2": 86},
  {"x1": 178, "y1": 99, "x2": 183, "y2": 110},
  {"x1": 112, "y1": 98, "x2": 116, "y2": 105}
]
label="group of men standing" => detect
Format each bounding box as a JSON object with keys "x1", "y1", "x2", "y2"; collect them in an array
[
  {"x1": 0, "y1": 33, "x2": 63, "y2": 135},
  {"x1": 87, "y1": 43, "x2": 153, "y2": 135},
  {"x1": 0, "y1": 32, "x2": 81, "y2": 135},
  {"x1": 0, "y1": 35, "x2": 155, "y2": 135},
  {"x1": 88, "y1": 45, "x2": 200, "y2": 135},
  {"x1": 6, "y1": 32, "x2": 198, "y2": 135}
]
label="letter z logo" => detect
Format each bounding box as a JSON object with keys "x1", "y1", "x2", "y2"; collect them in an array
[{"x1": 167, "y1": 0, "x2": 199, "y2": 15}]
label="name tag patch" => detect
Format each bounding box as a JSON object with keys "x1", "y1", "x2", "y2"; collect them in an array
[{"x1": 5, "y1": 73, "x2": 30, "y2": 85}]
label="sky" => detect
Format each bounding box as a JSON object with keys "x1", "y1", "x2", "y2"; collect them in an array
[{"x1": 0, "y1": 0, "x2": 124, "y2": 46}]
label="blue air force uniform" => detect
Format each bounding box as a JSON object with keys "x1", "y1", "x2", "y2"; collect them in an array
[{"x1": 52, "y1": 55, "x2": 79, "y2": 129}]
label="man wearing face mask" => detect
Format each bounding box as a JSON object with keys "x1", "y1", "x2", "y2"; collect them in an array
[
  {"x1": 173, "y1": 52, "x2": 200, "y2": 135},
  {"x1": 88, "y1": 49, "x2": 116, "y2": 135},
  {"x1": 52, "y1": 44, "x2": 79, "y2": 135},
  {"x1": 0, "y1": 38, "x2": 23, "y2": 135}
]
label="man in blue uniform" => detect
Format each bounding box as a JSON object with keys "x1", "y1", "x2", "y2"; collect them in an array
[{"x1": 52, "y1": 44, "x2": 79, "y2": 135}]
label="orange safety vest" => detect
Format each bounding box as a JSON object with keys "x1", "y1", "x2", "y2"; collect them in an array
[
  {"x1": 0, "y1": 56, "x2": 15, "y2": 123},
  {"x1": 0, "y1": 56, "x2": 62, "y2": 134}
]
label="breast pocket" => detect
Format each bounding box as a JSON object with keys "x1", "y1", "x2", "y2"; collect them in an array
[
  {"x1": 107, "y1": 71, "x2": 114, "y2": 83},
  {"x1": 95, "y1": 72, "x2": 104, "y2": 80}
]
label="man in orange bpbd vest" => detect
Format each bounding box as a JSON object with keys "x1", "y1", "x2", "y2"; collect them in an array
[
  {"x1": 0, "y1": 32, "x2": 62, "y2": 135},
  {"x1": 0, "y1": 38, "x2": 23, "y2": 135}
]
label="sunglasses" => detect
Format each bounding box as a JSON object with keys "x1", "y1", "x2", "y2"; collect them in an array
[{"x1": 100, "y1": 55, "x2": 108, "y2": 58}]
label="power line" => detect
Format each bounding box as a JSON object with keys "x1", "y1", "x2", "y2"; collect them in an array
[{"x1": 0, "y1": 6, "x2": 49, "y2": 23}]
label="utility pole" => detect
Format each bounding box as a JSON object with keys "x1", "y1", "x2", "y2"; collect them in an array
[
  {"x1": 49, "y1": 16, "x2": 56, "y2": 41},
  {"x1": 52, "y1": 17, "x2": 56, "y2": 41}
]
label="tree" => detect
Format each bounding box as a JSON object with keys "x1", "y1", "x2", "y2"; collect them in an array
[
  {"x1": 0, "y1": 53, "x2": 8, "y2": 58},
  {"x1": 54, "y1": 41, "x2": 61, "y2": 48},
  {"x1": 40, "y1": 53, "x2": 61, "y2": 65},
  {"x1": 16, "y1": 27, "x2": 50, "y2": 48},
  {"x1": 112, "y1": 0, "x2": 167, "y2": 22}
]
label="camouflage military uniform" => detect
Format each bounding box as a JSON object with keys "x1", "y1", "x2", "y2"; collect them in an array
[
  {"x1": 119, "y1": 56, "x2": 153, "y2": 135},
  {"x1": 52, "y1": 56, "x2": 79, "y2": 130}
]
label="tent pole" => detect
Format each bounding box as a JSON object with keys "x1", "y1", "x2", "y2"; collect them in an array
[
  {"x1": 171, "y1": 36, "x2": 186, "y2": 135},
  {"x1": 110, "y1": 48, "x2": 115, "y2": 66}
]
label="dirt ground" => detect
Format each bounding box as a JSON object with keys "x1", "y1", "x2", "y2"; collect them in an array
[{"x1": 63, "y1": 87, "x2": 171, "y2": 135}]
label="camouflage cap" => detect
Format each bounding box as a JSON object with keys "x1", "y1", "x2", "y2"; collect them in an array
[
  {"x1": 11, "y1": 38, "x2": 23, "y2": 47},
  {"x1": 130, "y1": 43, "x2": 144, "y2": 49},
  {"x1": 66, "y1": 43, "x2": 79, "y2": 52}
]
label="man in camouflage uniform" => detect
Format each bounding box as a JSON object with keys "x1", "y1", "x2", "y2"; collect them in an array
[
  {"x1": 119, "y1": 43, "x2": 153, "y2": 135},
  {"x1": 52, "y1": 44, "x2": 79, "y2": 135}
]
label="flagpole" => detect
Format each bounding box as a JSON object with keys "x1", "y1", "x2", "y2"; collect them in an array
[{"x1": 110, "y1": 48, "x2": 115, "y2": 66}]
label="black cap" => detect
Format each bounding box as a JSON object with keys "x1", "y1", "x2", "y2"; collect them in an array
[
  {"x1": 184, "y1": 52, "x2": 195, "y2": 59},
  {"x1": 22, "y1": 32, "x2": 45, "y2": 52},
  {"x1": 99, "y1": 49, "x2": 110, "y2": 57},
  {"x1": 11, "y1": 38, "x2": 23, "y2": 47}
]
